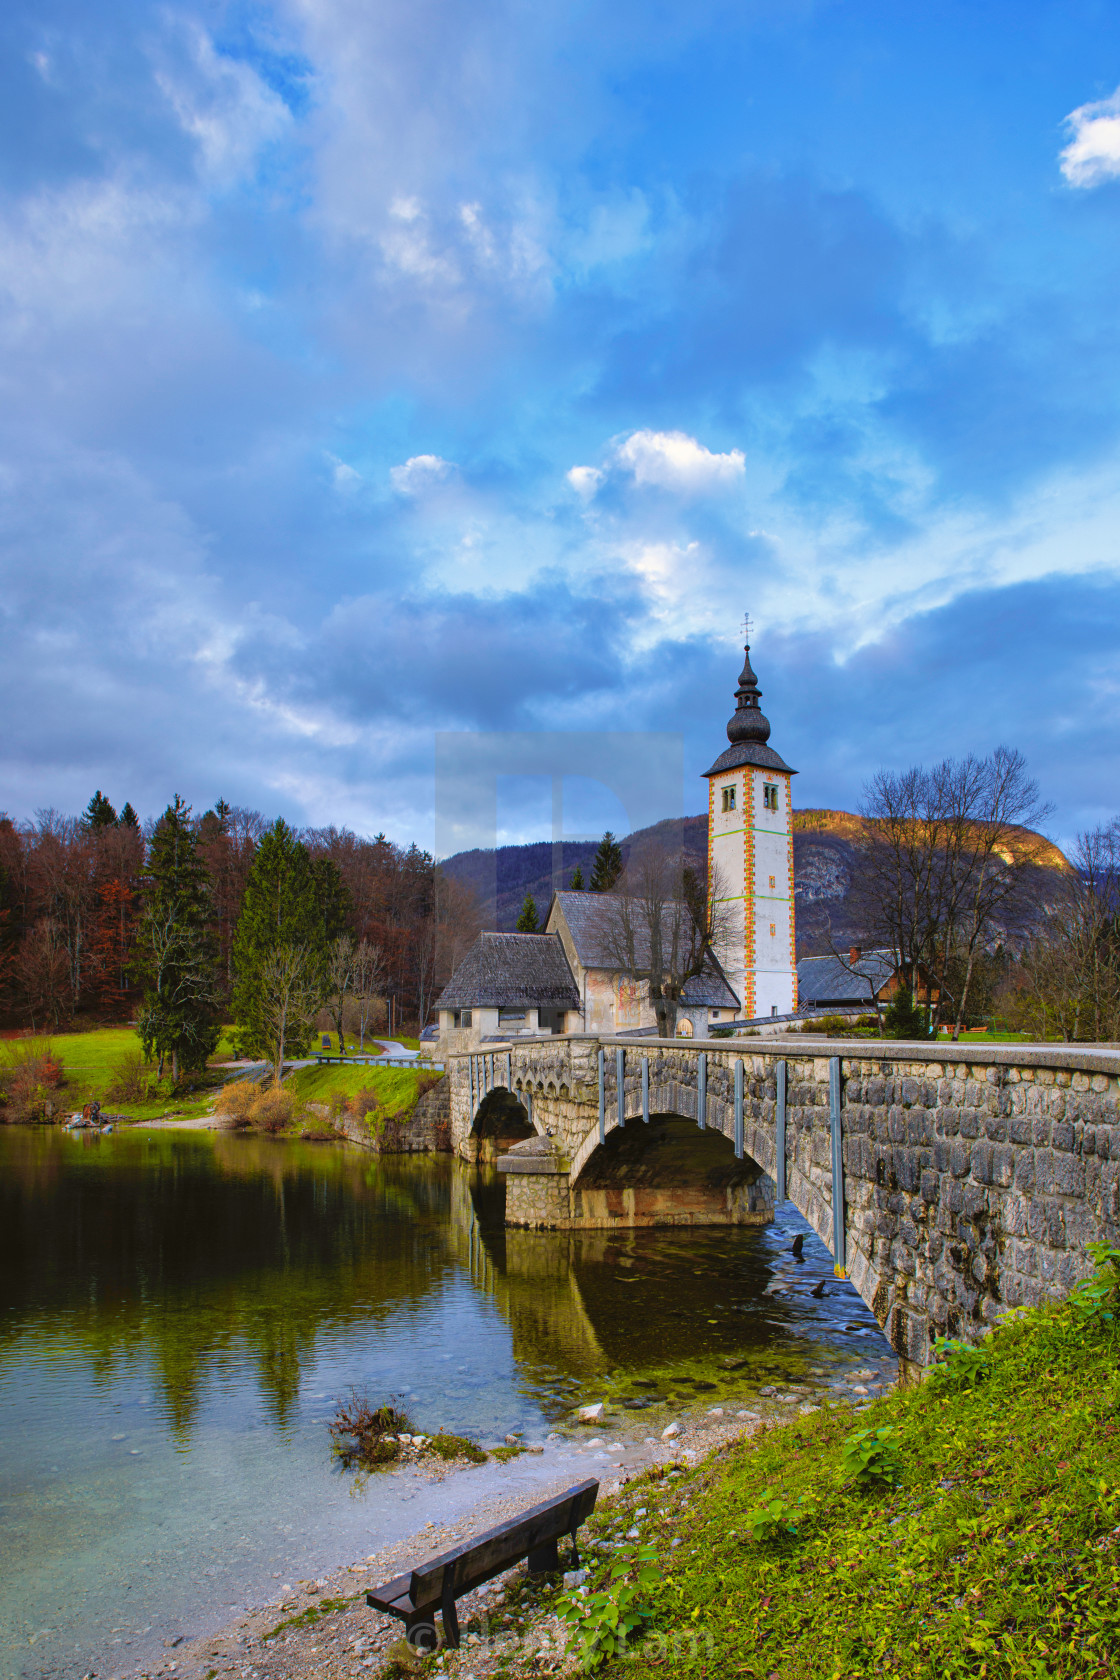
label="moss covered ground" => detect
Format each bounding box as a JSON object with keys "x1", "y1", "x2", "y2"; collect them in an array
[{"x1": 519, "y1": 1285, "x2": 1120, "y2": 1680}]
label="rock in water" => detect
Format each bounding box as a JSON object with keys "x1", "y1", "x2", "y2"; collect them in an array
[{"x1": 576, "y1": 1402, "x2": 605, "y2": 1424}]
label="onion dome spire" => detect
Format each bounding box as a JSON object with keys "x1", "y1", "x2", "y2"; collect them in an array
[
  {"x1": 703, "y1": 616, "x2": 795, "y2": 779},
  {"x1": 726, "y1": 637, "x2": 771, "y2": 746}
]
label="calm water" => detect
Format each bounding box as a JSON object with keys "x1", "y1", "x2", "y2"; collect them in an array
[{"x1": 0, "y1": 1128, "x2": 891, "y2": 1679}]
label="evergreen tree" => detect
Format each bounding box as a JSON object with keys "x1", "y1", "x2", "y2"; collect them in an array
[
  {"x1": 590, "y1": 831, "x2": 623, "y2": 892},
  {"x1": 882, "y1": 983, "x2": 930, "y2": 1040},
  {"x1": 85, "y1": 790, "x2": 118, "y2": 829},
  {"x1": 118, "y1": 802, "x2": 140, "y2": 830},
  {"x1": 134, "y1": 796, "x2": 220, "y2": 1079},
  {"x1": 312, "y1": 856, "x2": 351, "y2": 944},
  {"x1": 569, "y1": 865, "x2": 585, "y2": 890},
  {"x1": 516, "y1": 893, "x2": 540, "y2": 932},
  {"x1": 231, "y1": 818, "x2": 328, "y2": 1063}
]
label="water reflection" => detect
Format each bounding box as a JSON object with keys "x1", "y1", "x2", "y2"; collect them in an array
[
  {"x1": 1, "y1": 1129, "x2": 885, "y2": 1443},
  {"x1": 0, "y1": 1127, "x2": 892, "y2": 1680}
]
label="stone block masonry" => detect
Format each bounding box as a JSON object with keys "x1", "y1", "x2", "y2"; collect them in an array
[{"x1": 448, "y1": 1036, "x2": 1120, "y2": 1372}]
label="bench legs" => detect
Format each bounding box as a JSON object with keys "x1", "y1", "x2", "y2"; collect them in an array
[
  {"x1": 403, "y1": 1614, "x2": 440, "y2": 1654},
  {"x1": 526, "y1": 1537, "x2": 560, "y2": 1573}
]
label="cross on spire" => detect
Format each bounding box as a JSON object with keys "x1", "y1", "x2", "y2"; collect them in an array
[{"x1": 742, "y1": 612, "x2": 753, "y2": 644}]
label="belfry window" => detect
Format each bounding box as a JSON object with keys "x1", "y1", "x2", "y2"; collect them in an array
[
  {"x1": 763, "y1": 783, "x2": 779, "y2": 811},
  {"x1": 721, "y1": 784, "x2": 736, "y2": 812}
]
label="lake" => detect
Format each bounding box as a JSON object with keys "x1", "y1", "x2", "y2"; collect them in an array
[{"x1": 0, "y1": 1127, "x2": 892, "y2": 1679}]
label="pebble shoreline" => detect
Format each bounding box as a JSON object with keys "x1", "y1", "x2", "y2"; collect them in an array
[{"x1": 92, "y1": 1359, "x2": 895, "y2": 1680}]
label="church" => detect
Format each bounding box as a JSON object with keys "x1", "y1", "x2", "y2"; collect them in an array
[{"x1": 434, "y1": 630, "x2": 797, "y2": 1046}]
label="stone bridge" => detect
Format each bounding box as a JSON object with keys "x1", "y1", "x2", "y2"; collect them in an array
[{"x1": 447, "y1": 1034, "x2": 1120, "y2": 1370}]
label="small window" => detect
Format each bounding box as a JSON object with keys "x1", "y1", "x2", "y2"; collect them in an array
[
  {"x1": 763, "y1": 783, "x2": 779, "y2": 811},
  {"x1": 453, "y1": 1008, "x2": 473, "y2": 1028},
  {"x1": 498, "y1": 1007, "x2": 527, "y2": 1023},
  {"x1": 721, "y1": 784, "x2": 736, "y2": 812},
  {"x1": 769, "y1": 922, "x2": 776, "y2": 937},
  {"x1": 771, "y1": 1005, "x2": 778, "y2": 1018},
  {"x1": 768, "y1": 874, "x2": 776, "y2": 889}
]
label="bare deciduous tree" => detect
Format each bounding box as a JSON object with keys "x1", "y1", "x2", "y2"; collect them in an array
[
  {"x1": 325, "y1": 933, "x2": 356, "y2": 1056},
  {"x1": 852, "y1": 747, "x2": 1053, "y2": 1038},
  {"x1": 593, "y1": 845, "x2": 734, "y2": 1038},
  {"x1": 1011, "y1": 822, "x2": 1120, "y2": 1042},
  {"x1": 351, "y1": 937, "x2": 386, "y2": 1052},
  {"x1": 258, "y1": 945, "x2": 323, "y2": 1085}
]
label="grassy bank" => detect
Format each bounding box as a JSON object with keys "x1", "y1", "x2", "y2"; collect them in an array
[
  {"x1": 282, "y1": 1062, "x2": 435, "y2": 1112},
  {"x1": 530, "y1": 1266, "x2": 1120, "y2": 1680},
  {"x1": 0, "y1": 1025, "x2": 236, "y2": 1121}
]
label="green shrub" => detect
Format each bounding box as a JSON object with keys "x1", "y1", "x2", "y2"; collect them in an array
[
  {"x1": 742, "y1": 1491, "x2": 815, "y2": 1543},
  {"x1": 927, "y1": 1335, "x2": 992, "y2": 1392},
  {"x1": 838, "y1": 1424, "x2": 903, "y2": 1486},
  {"x1": 555, "y1": 1543, "x2": 660, "y2": 1669},
  {"x1": 1070, "y1": 1241, "x2": 1120, "y2": 1329}
]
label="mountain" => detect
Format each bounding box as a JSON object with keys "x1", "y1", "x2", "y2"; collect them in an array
[{"x1": 441, "y1": 808, "x2": 1071, "y2": 952}]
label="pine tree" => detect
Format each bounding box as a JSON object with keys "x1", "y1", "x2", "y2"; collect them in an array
[
  {"x1": 882, "y1": 983, "x2": 929, "y2": 1040},
  {"x1": 590, "y1": 831, "x2": 623, "y2": 892},
  {"x1": 569, "y1": 865, "x2": 585, "y2": 890},
  {"x1": 516, "y1": 893, "x2": 540, "y2": 932},
  {"x1": 118, "y1": 802, "x2": 140, "y2": 830},
  {"x1": 231, "y1": 818, "x2": 329, "y2": 1066},
  {"x1": 85, "y1": 790, "x2": 118, "y2": 829},
  {"x1": 134, "y1": 796, "x2": 220, "y2": 1079}
]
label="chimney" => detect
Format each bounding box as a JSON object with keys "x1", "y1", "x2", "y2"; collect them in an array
[{"x1": 849, "y1": 946, "x2": 862, "y2": 964}]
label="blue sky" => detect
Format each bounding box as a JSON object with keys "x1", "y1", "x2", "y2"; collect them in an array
[{"x1": 3, "y1": 0, "x2": 1120, "y2": 851}]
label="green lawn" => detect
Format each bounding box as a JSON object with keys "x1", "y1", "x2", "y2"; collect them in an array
[
  {"x1": 282, "y1": 1062, "x2": 436, "y2": 1112},
  {"x1": 5, "y1": 1025, "x2": 234, "y2": 1121},
  {"x1": 550, "y1": 1279, "x2": 1120, "y2": 1680}
]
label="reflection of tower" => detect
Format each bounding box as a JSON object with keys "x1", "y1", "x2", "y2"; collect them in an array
[{"x1": 704, "y1": 629, "x2": 797, "y2": 1020}]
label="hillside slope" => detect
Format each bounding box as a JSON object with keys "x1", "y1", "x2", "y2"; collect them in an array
[{"x1": 442, "y1": 809, "x2": 1069, "y2": 952}]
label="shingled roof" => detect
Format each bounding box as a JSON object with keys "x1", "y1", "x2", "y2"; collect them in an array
[
  {"x1": 436, "y1": 931, "x2": 580, "y2": 1010},
  {"x1": 548, "y1": 892, "x2": 740, "y2": 1011},
  {"x1": 795, "y1": 949, "x2": 896, "y2": 1008}
]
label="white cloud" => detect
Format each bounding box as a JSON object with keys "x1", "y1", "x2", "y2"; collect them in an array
[
  {"x1": 153, "y1": 21, "x2": 292, "y2": 189},
  {"x1": 569, "y1": 429, "x2": 747, "y2": 499},
  {"x1": 566, "y1": 464, "x2": 602, "y2": 498},
  {"x1": 1060, "y1": 87, "x2": 1120, "y2": 187},
  {"x1": 616, "y1": 429, "x2": 746, "y2": 491},
  {"x1": 389, "y1": 453, "x2": 456, "y2": 494}
]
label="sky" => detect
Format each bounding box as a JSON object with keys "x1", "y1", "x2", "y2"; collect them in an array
[{"x1": 3, "y1": 0, "x2": 1120, "y2": 853}]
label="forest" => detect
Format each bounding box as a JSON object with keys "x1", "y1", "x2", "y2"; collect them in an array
[{"x1": 0, "y1": 792, "x2": 479, "y2": 1040}]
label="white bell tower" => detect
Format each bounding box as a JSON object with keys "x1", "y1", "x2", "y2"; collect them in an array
[{"x1": 704, "y1": 625, "x2": 797, "y2": 1020}]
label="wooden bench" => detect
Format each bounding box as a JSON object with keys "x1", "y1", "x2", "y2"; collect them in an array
[{"x1": 366, "y1": 1478, "x2": 598, "y2": 1651}]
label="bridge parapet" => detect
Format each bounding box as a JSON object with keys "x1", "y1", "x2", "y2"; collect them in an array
[{"x1": 448, "y1": 1034, "x2": 1120, "y2": 1372}]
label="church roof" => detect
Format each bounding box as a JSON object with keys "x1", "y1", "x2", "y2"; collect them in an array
[
  {"x1": 548, "y1": 892, "x2": 740, "y2": 1010},
  {"x1": 704, "y1": 637, "x2": 796, "y2": 778},
  {"x1": 436, "y1": 932, "x2": 580, "y2": 1010}
]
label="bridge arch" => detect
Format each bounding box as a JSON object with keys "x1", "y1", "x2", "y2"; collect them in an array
[
  {"x1": 466, "y1": 1085, "x2": 534, "y2": 1163},
  {"x1": 570, "y1": 1112, "x2": 773, "y2": 1227}
]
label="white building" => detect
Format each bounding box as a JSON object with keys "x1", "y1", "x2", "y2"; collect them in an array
[{"x1": 704, "y1": 636, "x2": 798, "y2": 1018}]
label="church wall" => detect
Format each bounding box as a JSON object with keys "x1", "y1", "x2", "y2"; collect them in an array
[
  {"x1": 708, "y1": 769, "x2": 748, "y2": 1011},
  {"x1": 748, "y1": 769, "x2": 796, "y2": 1017}
]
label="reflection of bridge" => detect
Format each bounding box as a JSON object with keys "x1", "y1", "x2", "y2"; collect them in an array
[{"x1": 448, "y1": 1034, "x2": 1120, "y2": 1371}]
